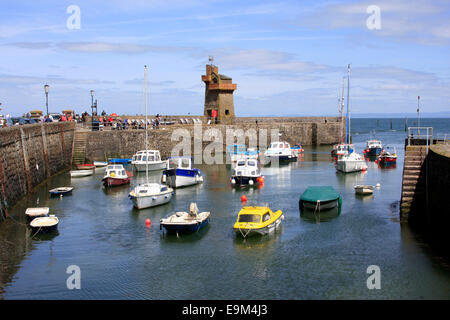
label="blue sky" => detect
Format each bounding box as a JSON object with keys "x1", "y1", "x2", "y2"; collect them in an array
[{"x1": 0, "y1": 0, "x2": 449, "y2": 117}]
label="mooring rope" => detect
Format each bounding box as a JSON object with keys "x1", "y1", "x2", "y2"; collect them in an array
[
  {"x1": 239, "y1": 223, "x2": 252, "y2": 238},
  {"x1": 313, "y1": 200, "x2": 321, "y2": 224}
]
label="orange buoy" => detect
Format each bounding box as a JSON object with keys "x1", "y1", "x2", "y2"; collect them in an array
[
  {"x1": 145, "y1": 218, "x2": 151, "y2": 227},
  {"x1": 241, "y1": 195, "x2": 247, "y2": 202}
]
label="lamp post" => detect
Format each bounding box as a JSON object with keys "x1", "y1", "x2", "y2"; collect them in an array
[
  {"x1": 90, "y1": 90, "x2": 94, "y2": 130},
  {"x1": 44, "y1": 84, "x2": 49, "y2": 117}
]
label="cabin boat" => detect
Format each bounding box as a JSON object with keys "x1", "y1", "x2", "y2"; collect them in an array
[
  {"x1": 226, "y1": 144, "x2": 258, "y2": 165},
  {"x1": 162, "y1": 157, "x2": 203, "y2": 188},
  {"x1": 102, "y1": 164, "x2": 133, "y2": 187},
  {"x1": 354, "y1": 185, "x2": 374, "y2": 195},
  {"x1": 70, "y1": 169, "x2": 94, "y2": 177},
  {"x1": 131, "y1": 150, "x2": 165, "y2": 172},
  {"x1": 378, "y1": 149, "x2": 397, "y2": 166},
  {"x1": 231, "y1": 157, "x2": 264, "y2": 186},
  {"x1": 299, "y1": 186, "x2": 342, "y2": 213},
  {"x1": 336, "y1": 151, "x2": 367, "y2": 173},
  {"x1": 129, "y1": 183, "x2": 173, "y2": 209},
  {"x1": 30, "y1": 215, "x2": 59, "y2": 232},
  {"x1": 49, "y1": 187, "x2": 73, "y2": 196},
  {"x1": 291, "y1": 143, "x2": 304, "y2": 156},
  {"x1": 331, "y1": 143, "x2": 354, "y2": 157},
  {"x1": 25, "y1": 207, "x2": 49, "y2": 221},
  {"x1": 233, "y1": 206, "x2": 284, "y2": 238},
  {"x1": 364, "y1": 140, "x2": 383, "y2": 156},
  {"x1": 160, "y1": 203, "x2": 210, "y2": 234},
  {"x1": 263, "y1": 141, "x2": 297, "y2": 164}
]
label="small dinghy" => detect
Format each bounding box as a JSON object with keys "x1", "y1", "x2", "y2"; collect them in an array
[
  {"x1": 30, "y1": 215, "x2": 59, "y2": 232},
  {"x1": 25, "y1": 207, "x2": 49, "y2": 220},
  {"x1": 70, "y1": 169, "x2": 94, "y2": 177},
  {"x1": 49, "y1": 187, "x2": 73, "y2": 196},
  {"x1": 354, "y1": 185, "x2": 374, "y2": 195},
  {"x1": 160, "y1": 203, "x2": 210, "y2": 234},
  {"x1": 93, "y1": 161, "x2": 108, "y2": 167}
]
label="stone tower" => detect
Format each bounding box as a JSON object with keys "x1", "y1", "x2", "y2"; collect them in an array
[{"x1": 202, "y1": 63, "x2": 237, "y2": 124}]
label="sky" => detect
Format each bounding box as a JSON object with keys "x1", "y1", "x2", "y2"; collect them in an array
[{"x1": 0, "y1": 0, "x2": 449, "y2": 117}]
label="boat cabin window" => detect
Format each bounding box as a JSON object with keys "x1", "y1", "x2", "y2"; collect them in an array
[
  {"x1": 137, "y1": 155, "x2": 142, "y2": 161},
  {"x1": 121, "y1": 170, "x2": 125, "y2": 175},
  {"x1": 168, "y1": 159, "x2": 178, "y2": 169},
  {"x1": 160, "y1": 186, "x2": 168, "y2": 192},
  {"x1": 247, "y1": 160, "x2": 256, "y2": 167},
  {"x1": 237, "y1": 160, "x2": 245, "y2": 167},
  {"x1": 181, "y1": 158, "x2": 190, "y2": 168},
  {"x1": 262, "y1": 212, "x2": 271, "y2": 222},
  {"x1": 148, "y1": 155, "x2": 154, "y2": 161},
  {"x1": 238, "y1": 214, "x2": 261, "y2": 223},
  {"x1": 238, "y1": 146, "x2": 246, "y2": 152}
]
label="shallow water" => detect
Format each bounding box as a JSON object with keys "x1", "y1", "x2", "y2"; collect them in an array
[{"x1": 1, "y1": 118, "x2": 449, "y2": 299}]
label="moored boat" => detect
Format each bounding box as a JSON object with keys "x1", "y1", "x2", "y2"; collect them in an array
[
  {"x1": 108, "y1": 158, "x2": 132, "y2": 164},
  {"x1": 129, "y1": 183, "x2": 173, "y2": 209},
  {"x1": 354, "y1": 185, "x2": 374, "y2": 195},
  {"x1": 231, "y1": 157, "x2": 264, "y2": 186},
  {"x1": 291, "y1": 143, "x2": 304, "y2": 156},
  {"x1": 70, "y1": 169, "x2": 94, "y2": 177},
  {"x1": 233, "y1": 206, "x2": 284, "y2": 238},
  {"x1": 93, "y1": 161, "x2": 108, "y2": 167},
  {"x1": 30, "y1": 215, "x2": 59, "y2": 232},
  {"x1": 162, "y1": 157, "x2": 203, "y2": 188},
  {"x1": 102, "y1": 164, "x2": 133, "y2": 187},
  {"x1": 131, "y1": 150, "x2": 165, "y2": 171},
  {"x1": 75, "y1": 163, "x2": 95, "y2": 170},
  {"x1": 299, "y1": 186, "x2": 342, "y2": 213},
  {"x1": 160, "y1": 203, "x2": 210, "y2": 234},
  {"x1": 364, "y1": 140, "x2": 383, "y2": 156},
  {"x1": 49, "y1": 187, "x2": 73, "y2": 196},
  {"x1": 263, "y1": 141, "x2": 297, "y2": 165},
  {"x1": 378, "y1": 148, "x2": 397, "y2": 166},
  {"x1": 25, "y1": 207, "x2": 49, "y2": 220},
  {"x1": 336, "y1": 152, "x2": 368, "y2": 173}
]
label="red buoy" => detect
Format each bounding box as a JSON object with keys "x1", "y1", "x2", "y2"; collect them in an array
[
  {"x1": 241, "y1": 195, "x2": 247, "y2": 202},
  {"x1": 145, "y1": 218, "x2": 151, "y2": 227}
]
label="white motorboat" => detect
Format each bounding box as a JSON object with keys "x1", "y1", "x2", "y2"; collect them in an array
[
  {"x1": 160, "y1": 203, "x2": 210, "y2": 234},
  {"x1": 231, "y1": 157, "x2": 264, "y2": 186},
  {"x1": 336, "y1": 152, "x2": 367, "y2": 173},
  {"x1": 25, "y1": 207, "x2": 49, "y2": 220},
  {"x1": 263, "y1": 141, "x2": 297, "y2": 164},
  {"x1": 162, "y1": 157, "x2": 203, "y2": 188},
  {"x1": 102, "y1": 164, "x2": 132, "y2": 187},
  {"x1": 70, "y1": 169, "x2": 94, "y2": 177},
  {"x1": 131, "y1": 150, "x2": 165, "y2": 172},
  {"x1": 129, "y1": 183, "x2": 173, "y2": 209},
  {"x1": 354, "y1": 185, "x2": 374, "y2": 195}
]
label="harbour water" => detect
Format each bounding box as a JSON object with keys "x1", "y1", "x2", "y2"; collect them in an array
[{"x1": 1, "y1": 118, "x2": 450, "y2": 299}]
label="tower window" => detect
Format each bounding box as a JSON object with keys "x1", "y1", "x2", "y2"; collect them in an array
[{"x1": 225, "y1": 109, "x2": 230, "y2": 115}]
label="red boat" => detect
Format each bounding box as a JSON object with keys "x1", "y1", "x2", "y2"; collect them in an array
[
  {"x1": 102, "y1": 164, "x2": 133, "y2": 187},
  {"x1": 75, "y1": 163, "x2": 96, "y2": 170},
  {"x1": 377, "y1": 150, "x2": 397, "y2": 166}
]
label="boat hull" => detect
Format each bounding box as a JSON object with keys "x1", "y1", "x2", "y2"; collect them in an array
[
  {"x1": 161, "y1": 217, "x2": 209, "y2": 233},
  {"x1": 133, "y1": 161, "x2": 166, "y2": 172},
  {"x1": 300, "y1": 199, "x2": 339, "y2": 211},
  {"x1": 336, "y1": 159, "x2": 366, "y2": 173},
  {"x1": 49, "y1": 188, "x2": 73, "y2": 196},
  {"x1": 129, "y1": 191, "x2": 173, "y2": 209},
  {"x1": 102, "y1": 177, "x2": 131, "y2": 187},
  {"x1": 163, "y1": 169, "x2": 203, "y2": 188},
  {"x1": 231, "y1": 175, "x2": 262, "y2": 186},
  {"x1": 234, "y1": 215, "x2": 283, "y2": 238},
  {"x1": 70, "y1": 169, "x2": 94, "y2": 177},
  {"x1": 366, "y1": 147, "x2": 382, "y2": 156}
]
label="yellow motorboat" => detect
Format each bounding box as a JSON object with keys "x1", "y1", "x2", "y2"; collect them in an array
[{"x1": 233, "y1": 206, "x2": 284, "y2": 238}]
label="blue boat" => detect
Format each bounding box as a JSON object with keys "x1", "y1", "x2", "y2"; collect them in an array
[
  {"x1": 160, "y1": 203, "x2": 210, "y2": 234},
  {"x1": 162, "y1": 157, "x2": 203, "y2": 188},
  {"x1": 364, "y1": 140, "x2": 383, "y2": 156},
  {"x1": 109, "y1": 158, "x2": 132, "y2": 164}
]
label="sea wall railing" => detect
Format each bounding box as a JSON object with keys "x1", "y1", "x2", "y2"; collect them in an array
[{"x1": 407, "y1": 127, "x2": 434, "y2": 153}]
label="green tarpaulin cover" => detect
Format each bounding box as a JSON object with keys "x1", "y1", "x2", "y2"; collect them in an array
[{"x1": 300, "y1": 186, "x2": 340, "y2": 202}]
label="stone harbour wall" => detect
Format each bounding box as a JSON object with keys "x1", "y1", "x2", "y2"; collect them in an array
[
  {"x1": 0, "y1": 122, "x2": 75, "y2": 214},
  {"x1": 84, "y1": 118, "x2": 342, "y2": 162}
]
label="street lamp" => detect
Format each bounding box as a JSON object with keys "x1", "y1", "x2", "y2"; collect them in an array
[{"x1": 44, "y1": 84, "x2": 49, "y2": 117}]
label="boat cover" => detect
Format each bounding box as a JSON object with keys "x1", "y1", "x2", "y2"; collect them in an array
[{"x1": 300, "y1": 186, "x2": 341, "y2": 202}]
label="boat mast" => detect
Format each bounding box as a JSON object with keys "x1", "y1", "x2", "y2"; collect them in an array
[
  {"x1": 144, "y1": 65, "x2": 149, "y2": 183},
  {"x1": 340, "y1": 76, "x2": 345, "y2": 143},
  {"x1": 346, "y1": 64, "x2": 351, "y2": 148}
]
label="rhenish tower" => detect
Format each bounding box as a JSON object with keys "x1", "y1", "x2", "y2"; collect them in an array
[{"x1": 201, "y1": 60, "x2": 237, "y2": 124}]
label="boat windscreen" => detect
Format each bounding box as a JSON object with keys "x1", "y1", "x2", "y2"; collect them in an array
[{"x1": 238, "y1": 214, "x2": 261, "y2": 223}]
